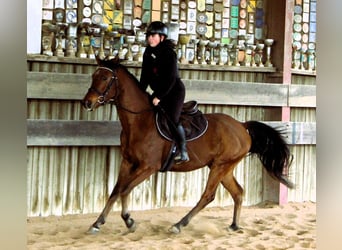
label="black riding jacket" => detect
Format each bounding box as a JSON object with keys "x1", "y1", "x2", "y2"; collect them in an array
[{"x1": 139, "y1": 39, "x2": 185, "y2": 124}]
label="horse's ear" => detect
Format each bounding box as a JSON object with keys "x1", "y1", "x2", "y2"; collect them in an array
[
  {"x1": 105, "y1": 55, "x2": 123, "y2": 67},
  {"x1": 95, "y1": 55, "x2": 103, "y2": 66},
  {"x1": 112, "y1": 54, "x2": 121, "y2": 64},
  {"x1": 96, "y1": 54, "x2": 121, "y2": 67}
]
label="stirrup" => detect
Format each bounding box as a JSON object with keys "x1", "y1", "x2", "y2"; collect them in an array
[{"x1": 174, "y1": 152, "x2": 189, "y2": 164}]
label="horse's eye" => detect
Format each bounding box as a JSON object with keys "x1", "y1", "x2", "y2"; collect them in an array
[{"x1": 102, "y1": 76, "x2": 108, "y2": 81}]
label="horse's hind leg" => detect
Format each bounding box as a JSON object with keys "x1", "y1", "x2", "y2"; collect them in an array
[
  {"x1": 220, "y1": 172, "x2": 243, "y2": 231},
  {"x1": 169, "y1": 166, "x2": 224, "y2": 234}
]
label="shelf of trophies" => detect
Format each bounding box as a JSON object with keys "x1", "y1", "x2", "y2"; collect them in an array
[
  {"x1": 290, "y1": 43, "x2": 316, "y2": 76},
  {"x1": 37, "y1": 20, "x2": 277, "y2": 73},
  {"x1": 173, "y1": 33, "x2": 276, "y2": 72}
]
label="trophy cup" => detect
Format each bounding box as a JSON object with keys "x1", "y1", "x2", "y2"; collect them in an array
[
  {"x1": 241, "y1": 44, "x2": 248, "y2": 66},
  {"x1": 98, "y1": 23, "x2": 108, "y2": 59},
  {"x1": 226, "y1": 44, "x2": 233, "y2": 66},
  {"x1": 249, "y1": 45, "x2": 257, "y2": 67},
  {"x1": 135, "y1": 30, "x2": 146, "y2": 62},
  {"x1": 232, "y1": 44, "x2": 241, "y2": 66},
  {"x1": 41, "y1": 21, "x2": 57, "y2": 56},
  {"x1": 118, "y1": 35, "x2": 126, "y2": 60},
  {"x1": 244, "y1": 45, "x2": 252, "y2": 67},
  {"x1": 87, "y1": 24, "x2": 101, "y2": 59},
  {"x1": 255, "y1": 43, "x2": 264, "y2": 67},
  {"x1": 87, "y1": 33, "x2": 96, "y2": 59},
  {"x1": 307, "y1": 49, "x2": 315, "y2": 71},
  {"x1": 239, "y1": 35, "x2": 247, "y2": 66},
  {"x1": 104, "y1": 35, "x2": 111, "y2": 56},
  {"x1": 299, "y1": 47, "x2": 307, "y2": 70},
  {"x1": 66, "y1": 24, "x2": 77, "y2": 57},
  {"x1": 179, "y1": 34, "x2": 191, "y2": 64},
  {"x1": 207, "y1": 40, "x2": 217, "y2": 65},
  {"x1": 54, "y1": 9, "x2": 68, "y2": 57},
  {"x1": 106, "y1": 31, "x2": 118, "y2": 59},
  {"x1": 192, "y1": 38, "x2": 199, "y2": 64},
  {"x1": 199, "y1": 38, "x2": 209, "y2": 64},
  {"x1": 216, "y1": 43, "x2": 224, "y2": 65},
  {"x1": 125, "y1": 35, "x2": 136, "y2": 61},
  {"x1": 292, "y1": 43, "x2": 300, "y2": 69},
  {"x1": 77, "y1": 22, "x2": 89, "y2": 58},
  {"x1": 222, "y1": 44, "x2": 230, "y2": 65},
  {"x1": 54, "y1": 24, "x2": 68, "y2": 57},
  {"x1": 264, "y1": 39, "x2": 274, "y2": 67}
]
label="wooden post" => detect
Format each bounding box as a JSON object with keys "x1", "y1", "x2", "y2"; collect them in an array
[
  {"x1": 279, "y1": 0, "x2": 294, "y2": 205},
  {"x1": 262, "y1": 0, "x2": 295, "y2": 205}
]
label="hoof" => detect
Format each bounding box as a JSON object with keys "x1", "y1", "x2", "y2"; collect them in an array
[
  {"x1": 87, "y1": 226, "x2": 100, "y2": 235},
  {"x1": 168, "y1": 225, "x2": 181, "y2": 234},
  {"x1": 127, "y1": 221, "x2": 137, "y2": 233},
  {"x1": 121, "y1": 222, "x2": 137, "y2": 236},
  {"x1": 228, "y1": 224, "x2": 240, "y2": 232}
]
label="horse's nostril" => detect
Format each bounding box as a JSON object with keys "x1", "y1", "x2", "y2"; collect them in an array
[{"x1": 82, "y1": 100, "x2": 92, "y2": 110}]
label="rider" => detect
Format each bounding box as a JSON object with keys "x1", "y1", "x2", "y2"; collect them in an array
[{"x1": 139, "y1": 21, "x2": 189, "y2": 163}]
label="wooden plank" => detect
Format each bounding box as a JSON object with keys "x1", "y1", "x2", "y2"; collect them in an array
[
  {"x1": 27, "y1": 54, "x2": 97, "y2": 66},
  {"x1": 266, "y1": 121, "x2": 316, "y2": 145},
  {"x1": 27, "y1": 54, "x2": 277, "y2": 72},
  {"x1": 183, "y1": 80, "x2": 288, "y2": 106},
  {"x1": 27, "y1": 72, "x2": 316, "y2": 108},
  {"x1": 27, "y1": 119, "x2": 121, "y2": 146},
  {"x1": 27, "y1": 119, "x2": 316, "y2": 146},
  {"x1": 289, "y1": 85, "x2": 316, "y2": 107},
  {"x1": 27, "y1": 72, "x2": 91, "y2": 100},
  {"x1": 28, "y1": 72, "x2": 292, "y2": 106},
  {"x1": 291, "y1": 69, "x2": 316, "y2": 76}
]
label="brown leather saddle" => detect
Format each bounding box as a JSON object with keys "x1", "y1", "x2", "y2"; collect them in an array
[
  {"x1": 156, "y1": 100, "x2": 208, "y2": 172},
  {"x1": 156, "y1": 100, "x2": 208, "y2": 142}
]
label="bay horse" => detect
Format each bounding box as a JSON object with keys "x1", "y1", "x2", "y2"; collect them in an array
[{"x1": 82, "y1": 56, "x2": 294, "y2": 234}]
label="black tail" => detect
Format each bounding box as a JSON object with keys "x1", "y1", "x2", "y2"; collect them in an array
[{"x1": 245, "y1": 121, "x2": 294, "y2": 189}]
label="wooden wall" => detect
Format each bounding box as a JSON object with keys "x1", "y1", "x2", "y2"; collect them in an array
[
  {"x1": 27, "y1": 55, "x2": 316, "y2": 217},
  {"x1": 287, "y1": 72, "x2": 316, "y2": 202}
]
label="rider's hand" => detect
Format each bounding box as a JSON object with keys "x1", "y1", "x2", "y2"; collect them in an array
[{"x1": 152, "y1": 97, "x2": 160, "y2": 106}]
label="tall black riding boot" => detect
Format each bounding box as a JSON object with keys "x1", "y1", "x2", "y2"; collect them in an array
[{"x1": 174, "y1": 124, "x2": 189, "y2": 163}]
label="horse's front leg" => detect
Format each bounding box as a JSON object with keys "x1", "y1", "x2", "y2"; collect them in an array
[
  {"x1": 87, "y1": 186, "x2": 120, "y2": 234},
  {"x1": 87, "y1": 159, "x2": 132, "y2": 234},
  {"x1": 119, "y1": 163, "x2": 158, "y2": 232},
  {"x1": 120, "y1": 194, "x2": 136, "y2": 232}
]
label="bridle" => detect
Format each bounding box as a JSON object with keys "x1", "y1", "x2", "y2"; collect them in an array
[
  {"x1": 89, "y1": 66, "x2": 118, "y2": 105},
  {"x1": 88, "y1": 66, "x2": 153, "y2": 114}
]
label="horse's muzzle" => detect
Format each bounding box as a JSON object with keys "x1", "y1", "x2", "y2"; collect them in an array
[{"x1": 82, "y1": 99, "x2": 94, "y2": 111}]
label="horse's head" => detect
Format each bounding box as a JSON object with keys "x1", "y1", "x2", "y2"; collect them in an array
[{"x1": 82, "y1": 56, "x2": 121, "y2": 111}]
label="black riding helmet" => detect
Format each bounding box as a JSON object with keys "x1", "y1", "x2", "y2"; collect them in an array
[{"x1": 146, "y1": 21, "x2": 168, "y2": 38}]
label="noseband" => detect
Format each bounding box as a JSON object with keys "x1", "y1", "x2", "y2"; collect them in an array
[{"x1": 89, "y1": 66, "x2": 118, "y2": 104}]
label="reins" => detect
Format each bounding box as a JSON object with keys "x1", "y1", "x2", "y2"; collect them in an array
[{"x1": 92, "y1": 66, "x2": 154, "y2": 115}]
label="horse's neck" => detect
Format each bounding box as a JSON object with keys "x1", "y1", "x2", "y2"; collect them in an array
[{"x1": 116, "y1": 69, "x2": 153, "y2": 132}]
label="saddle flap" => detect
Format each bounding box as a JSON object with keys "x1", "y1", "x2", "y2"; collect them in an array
[{"x1": 156, "y1": 101, "x2": 208, "y2": 142}]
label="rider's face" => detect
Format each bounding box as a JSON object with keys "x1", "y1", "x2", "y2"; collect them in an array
[{"x1": 147, "y1": 33, "x2": 164, "y2": 47}]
